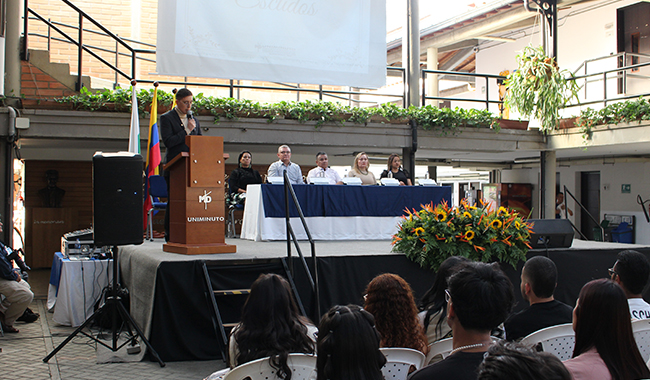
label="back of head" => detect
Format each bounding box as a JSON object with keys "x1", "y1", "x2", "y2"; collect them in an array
[
  {"x1": 235, "y1": 274, "x2": 314, "y2": 371},
  {"x1": 523, "y1": 256, "x2": 558, "y2": 298},
  {"x1": 573, "y1": 278, "x2": 650, "y2": 380},
  {"x1": 615, "y1": 250, "x2": 650, "y2": 295},
  {"x1": 448, "y1": 262, "x2": 514, "y2": 332},
  {"x1": 478, "y1": 340, "x2": 571, "y2": 380},
  {"x1": 317, "y1": 305, "x2": 386, "y2": 380},
  {"x1": 363, "y1": 273, "x2": 426, "y2": 350},
  {"x1": 420, "y1": 256, "x2": 470, "y2": 310}
]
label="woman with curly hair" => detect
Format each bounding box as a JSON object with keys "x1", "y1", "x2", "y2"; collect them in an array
[
  {"x1": 317, "y1": 304, "x2": 386, "y2": 380},
  {"x1": 205, "y1": 273, "x2": 316, "y2": 380},
  {"x1": 363, "y1": 273, "x2": 428, "y2": 354}
]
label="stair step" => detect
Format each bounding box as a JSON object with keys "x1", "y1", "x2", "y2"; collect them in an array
[{"x1": 214, "y1": 289, "x2": 251, "y2": 296}]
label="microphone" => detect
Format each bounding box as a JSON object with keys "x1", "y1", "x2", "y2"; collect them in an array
[{"x1": 187, "y1": 110, "x2": 193, "y2": 119}]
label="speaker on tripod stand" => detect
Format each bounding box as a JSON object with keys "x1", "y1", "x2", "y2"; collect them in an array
[{"x1": 44, "y1": 152, "x2": 165, "y2": 367}]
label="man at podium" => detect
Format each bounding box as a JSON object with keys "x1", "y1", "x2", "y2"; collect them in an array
[{"x1": 161, "y1": 88, "x2": 203, "y2": 242}]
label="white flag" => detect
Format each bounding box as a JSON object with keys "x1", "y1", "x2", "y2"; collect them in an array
[{"x1": 128, "y1": 86, "x2": 140, "y2": 154}]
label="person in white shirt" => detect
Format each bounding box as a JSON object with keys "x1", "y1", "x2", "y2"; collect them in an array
[
  {"x1": 267, "y1": 145, "x2": 303, "y2": 184},
  {"x1": 609, "y1": 249, "x2": 650, "y2": 319},
  {"x1": 307, "y1": 152, "x2": 343, "y2": 185}
]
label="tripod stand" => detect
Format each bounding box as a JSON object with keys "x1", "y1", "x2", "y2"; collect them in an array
[{"x1": 43, "y1": 246, "x2": 165, "y2": 367}]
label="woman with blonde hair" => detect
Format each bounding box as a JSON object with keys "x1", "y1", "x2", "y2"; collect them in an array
[
  {"x1": 347, "y1": 152, "x2": 377, "y2": 185},
  {"x1": 363, "y1": 273, "x2": 428, "y2": 354}
]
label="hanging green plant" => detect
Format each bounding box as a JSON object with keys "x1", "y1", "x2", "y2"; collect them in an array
[{"x1": 504, "y1": 45, "x2": 580, "y2": 133}]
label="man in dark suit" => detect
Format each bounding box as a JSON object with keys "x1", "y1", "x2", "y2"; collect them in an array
[{"x1": 160, "y1": 88, "x2": 202, "y2": 242}]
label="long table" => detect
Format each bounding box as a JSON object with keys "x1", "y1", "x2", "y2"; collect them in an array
[
  {"x1": 241, "y1": 184, "x2": 452, "y2": 241},
  {"x1": 47, "y1": 252, "x2": 113, "y2": 327}
]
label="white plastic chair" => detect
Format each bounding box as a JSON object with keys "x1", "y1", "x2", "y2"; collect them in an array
[
  {"x1": 424, "y1": 337, "x2": 454, "y2": 365},
  {"x1": 223, "y1": 353, "x2": 317, "y2": 380},
  {"x1": 520, "y1": 323, "x2": 575, "y2": 361},
  {"x1": 632, "y1": 318, "x2": 650, "y2": 362},
  {"x1": 379, "y1": 347, "x2": 426, "y2": 380}
]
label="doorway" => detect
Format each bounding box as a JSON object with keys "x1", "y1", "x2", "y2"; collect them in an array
[{"x1": 580, "y1": 171, "x2": 600, "y2": 240}]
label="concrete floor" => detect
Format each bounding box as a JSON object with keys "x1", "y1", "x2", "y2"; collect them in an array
[{"x1": 1, "y1": 269, "x2": 227, "y2": 380}]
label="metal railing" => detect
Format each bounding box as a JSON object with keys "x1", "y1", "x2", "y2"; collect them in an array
[
  {"x1": 24, "y1": 0, "x2": 140, "y2": 91},
  {"x1": 422, "y1": 69, "x2": 506, "y2": 109},
  {"x1": 23, "y1": 1, "x2": 406, "y2": 106},
  {"x1": 283, "y1": 172, "x2": 320, "y2": 321},
  {"x1": 563, "y1": 186, "x2": 602, "y2": 241},
  {"x1": 567, "y1": 57, "x2": 650, "y2": 108}
]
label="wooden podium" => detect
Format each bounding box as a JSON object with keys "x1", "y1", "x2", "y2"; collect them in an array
[{"x1": 163, "y1": 136, "x2": 236, "y2": 254}]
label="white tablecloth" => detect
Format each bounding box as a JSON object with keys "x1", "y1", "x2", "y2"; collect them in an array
[
  {"x1": 47, "y1": 252, "x2": 113, "y2": 327},
  {"x1": 240, "y1": 184, "x2": 402, "y2": 241}
]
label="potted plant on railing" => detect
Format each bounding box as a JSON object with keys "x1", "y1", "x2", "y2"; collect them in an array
[
  {"x1": 391, "y1": 200, "x2": 533, "y2": 271},
  {"x1": 504, "y1": 45, "x2": 580, "y2": 133}
]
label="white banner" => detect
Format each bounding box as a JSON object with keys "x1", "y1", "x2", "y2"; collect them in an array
[{"x1": 157, "y1": 0, "x2": 386, "y2": 88}]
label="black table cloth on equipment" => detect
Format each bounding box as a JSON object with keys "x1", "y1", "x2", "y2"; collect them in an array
[{"x1": 120, "y1": 242, "x2": 650, "y2": 362}]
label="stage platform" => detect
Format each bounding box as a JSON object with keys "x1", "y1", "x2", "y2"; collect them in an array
[{"x1": 118, "y1": 237, "x2": 650, "y2": 362}]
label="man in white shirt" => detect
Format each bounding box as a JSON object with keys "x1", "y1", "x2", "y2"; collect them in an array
[
  {"x1": 307, "y1": 152, "x2": 343, "y2": 185},
  {"x1": 610, "y1": 249, "x2": 650, "y2": 319},
  {"x1": 267, "y1": 145, "x2": 303, "y2": 184}
]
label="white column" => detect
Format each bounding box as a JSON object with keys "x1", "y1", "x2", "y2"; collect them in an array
[{"x1": 426, "y1": 47, "x2": 438, "y2": 107}]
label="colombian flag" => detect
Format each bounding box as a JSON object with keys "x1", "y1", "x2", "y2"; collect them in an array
[{"x1": 143, "y1": 86, "x2": 161, "y2": 229}]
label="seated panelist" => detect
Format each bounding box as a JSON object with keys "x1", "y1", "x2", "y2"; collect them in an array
[
  {"x1": 347, "y1": 152, "x2": 377, "y2": 185},
  {"x1": 380, "y1": 153, "x2": 412, "y2": 186},
  {"x1": 307, "y1": 152, "x2": 343, "y2": 185},
  {"x1": 229, "y1": 150, "x2": 262, "y2": 194}
]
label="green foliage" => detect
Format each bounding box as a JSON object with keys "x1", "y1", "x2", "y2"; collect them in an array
[
  {"x1": 408, "y1": 105, "x2": 498, "y2": 134},
  {"x1": 392, "y1": 200, "x2": 533, "y2": 272},
  {"x1": 505, "y1": 46, "x2": 580, "y2": 133},
  {"x1": 51, "y1": 87, "x2": 508, "y2": 133},
  {"x1": 576, "y1": 97, "x2": 650, "y2": 142}
]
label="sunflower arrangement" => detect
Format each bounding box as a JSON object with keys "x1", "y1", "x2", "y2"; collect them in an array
[{"x1": 392, "y1": 200, "x2": 534, "y2": 271}]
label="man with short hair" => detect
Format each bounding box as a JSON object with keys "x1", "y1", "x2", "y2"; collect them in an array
[
  {"x1": 160, "y1": 88, "x2": 202, "y2": 242},
  {"x1": 0, "y1": 218, "x2": 35, "y2": 333},
  {"x1": 409, "y1": 262, "x2": 515, "y2": 380},
  {"x1": 504, "y1": 256, "x2": 573, "y2": 341},
  {"x1": 267, "y1": 145, "x2": 303, "y2": 184},
  {"x1": 307, "y1": 152, "x2": 342, "y2": 184},
  {"x1": 610, "y1": 249, "x2": 650, "y2": 319}
]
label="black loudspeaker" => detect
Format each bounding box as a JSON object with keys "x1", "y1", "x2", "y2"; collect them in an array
[
  {"x1": 528, "y1": 219, "x2": 574, "y2": 249},
  {"x1": 93, "y1": 152, "x2": 143, "y2": 246}
]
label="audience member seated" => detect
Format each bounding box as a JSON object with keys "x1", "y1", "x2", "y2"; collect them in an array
[
  {"x1": 0, "y1": 218, "x2": 36, "y2": 333},
  {"x1": 317, "y1": 304, "x2": 386, "y2": 380},
  {"x1": 418, "y1": 256, "x2": 470, "y2": 345},
  {"x1": 477, "y1": 340, "x2": 571, "y2": 380},
  {"x1": 563, "y1": 278, "x2": 650, "y2": 380},
  {"x1": 504, "y1": 256, "x2": 573, "y2": 341},
  {"x1": 609, "y1": 249, "x2": 650, "y2": 319},
  {"x1": 267, "y1": 145, "x2": 303, "y2": 184},
  {"x1": 205, "y1": 273, "x2": 316, "y2": 380},
  {"x1": 363, "y1": 273, "x2": 428, "y2": 354},
  {"x1": 380, "y1": 153, "x2": 412, "y2": 186},
  {"x1": 347, "y1": 152, "x2": 377, "y2": 185},
  {"x1": 307, "y1": 152, "x2": 343, "y2": 184},
  {"x1": 409, "y1": 262, "x2": 514, "y2": 380},
  {"x1": 229, "y1": 150, "x2": 263, "y2": 201}
]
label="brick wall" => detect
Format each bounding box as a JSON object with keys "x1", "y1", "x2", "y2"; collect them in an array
[{"x1": 21, "y1": 61, "x2": 77, "y2": 104}]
